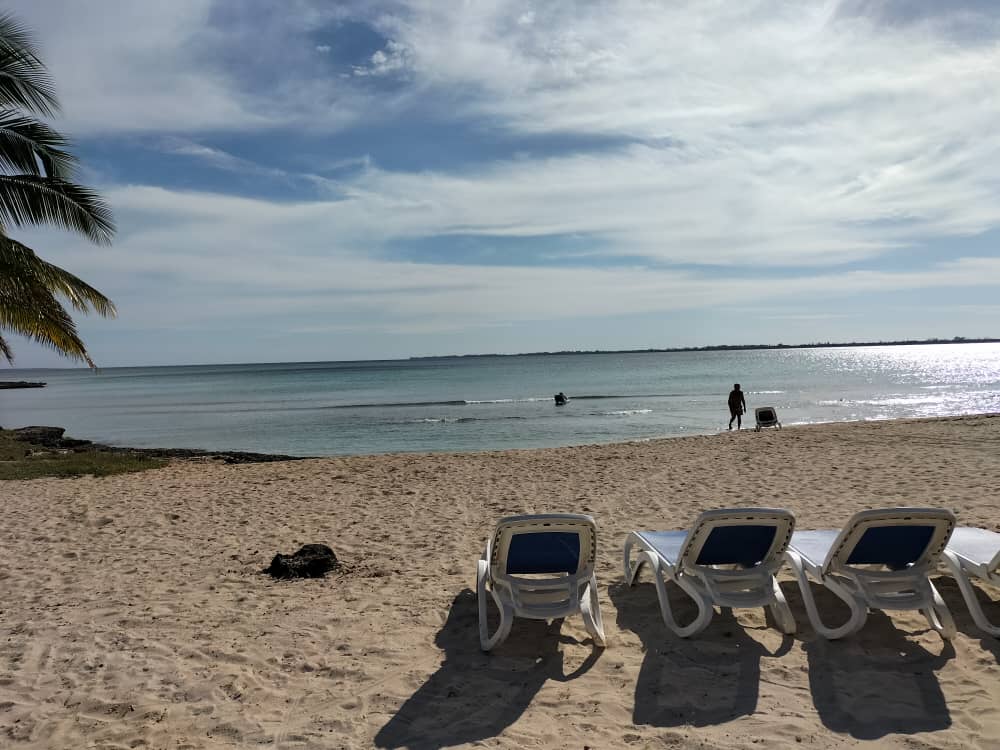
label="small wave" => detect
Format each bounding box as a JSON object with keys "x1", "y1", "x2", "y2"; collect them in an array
[
  {"x1": 571, "y1": 393, "x2": 681, "y2": 400},
  {"x1": 325, "y1": 393, "x2": 687, "y2": 409},
  {"x1": 750, "y1": 390, "x2": 784, "y2": 394},
  {"x1": 408, "y1": 415, "x2": 528, "y2": 425},
  {"x1": 465, "y1": 397, "x2": 549, "y2": 404},
  {"x1": 603, "y1": 409, "x2": 653, "y2": 416},
  {"x1": 331, "y1": 399, "x2": 468, "y2": 409}
]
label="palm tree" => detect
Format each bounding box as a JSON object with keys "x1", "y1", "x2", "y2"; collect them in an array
[{"x1": 0, "y1": 11, "x2": 115, "y2": 367}]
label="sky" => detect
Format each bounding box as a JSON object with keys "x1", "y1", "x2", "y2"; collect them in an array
[{"x1": 5, "y1": 0, "x2": 1000, "y2": 368}]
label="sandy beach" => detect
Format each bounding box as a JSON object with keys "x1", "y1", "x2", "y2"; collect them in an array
[{"x1": 2, "y1": 414, "x2": 999, "y2": 749}]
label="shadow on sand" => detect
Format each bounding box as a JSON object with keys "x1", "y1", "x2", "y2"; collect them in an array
[
  {"x1": 611, "y1": 581, "x2": 792, "y2": 727},
  {"x1": 788, "y1": 580, "x2": 954, "y2": 739},
  {"x1": 934, "y1": 574, "x2": 1000, "y2": 663},
  {"x1": 374, "y1": 588, "x2": 601, "y2": 749}
]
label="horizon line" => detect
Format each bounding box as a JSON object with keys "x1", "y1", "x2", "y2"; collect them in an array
[{"x1": 4, "y1": 336, "x2": 999, "y2": 372}]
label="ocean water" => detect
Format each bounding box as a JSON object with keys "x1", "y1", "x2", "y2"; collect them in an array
[{"x1": 2, "y1": 343, "x2": 999, "y2": 457}]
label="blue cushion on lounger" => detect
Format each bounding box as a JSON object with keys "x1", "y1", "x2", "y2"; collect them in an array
[
  {"x1": 697, "y1": 525, "x2": 777, "y2": 567},
  {"x1": 506, "y1": 532, "x2": 580, "y2": 574},
  {"x1": 847, "y1": 525, "x2": 935, "y2": 569}
]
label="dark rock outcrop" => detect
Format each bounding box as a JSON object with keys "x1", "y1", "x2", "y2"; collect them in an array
[
  {"x1": 265, "y1": 544, "x2": 340, "y2": 579},
  {"x1": 5, "y1": 425, "x2": 308, "y2": 463},
  {"x1": 12, "y1": 426, "x2": 73, "y2": 447},
  {"x1": 115, "y1": 446, "x2": 305, "y2": 464}
]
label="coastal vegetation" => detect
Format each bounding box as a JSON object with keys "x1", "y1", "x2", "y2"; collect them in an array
[
  {"x1": 0, "y1": 12, "x2": 115, "y2": 367},
  {"x1": 410, "y1": 336, "x2": 1000, "y2": 359},
  {"x1": 0, "y1": 428, "x2": 163, "y2": 480}
]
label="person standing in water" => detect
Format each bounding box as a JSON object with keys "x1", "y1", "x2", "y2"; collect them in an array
[{"x1": 728, "y1": 383, "x2": 746, "y2": 430}]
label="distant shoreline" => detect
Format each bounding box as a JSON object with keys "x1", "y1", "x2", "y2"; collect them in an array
[
  {"x1": 4, "y1": 337, "x2": 998, "y2": 371},
  {"x1": 410, "y1": 336, "x2": 1000, "y2": 360}
]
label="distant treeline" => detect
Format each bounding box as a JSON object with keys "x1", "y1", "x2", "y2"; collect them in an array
[{"x1": 410, "y1": 336, "x2": 1000, "y2": 360}]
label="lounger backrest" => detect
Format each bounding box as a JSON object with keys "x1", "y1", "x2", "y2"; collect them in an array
[
  {"x1": 755, "y1": 407, "x2": 777, "y2": 424},
  {"x1": 822, "y1": 508, "x2": 956, "y2": 576},
  {"x1": 678, "y1": 508, "x2": 795, "y2": 570},
  {"x1": 490, "y1": 513, "x2": 597, "y2": 582}
]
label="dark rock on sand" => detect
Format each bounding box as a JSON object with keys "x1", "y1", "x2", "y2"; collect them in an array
[{"x1": 266, "y1": 544, "x2": 340, "y2": 579}]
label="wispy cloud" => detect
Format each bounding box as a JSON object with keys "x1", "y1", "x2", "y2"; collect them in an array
[{"x1": 6, "y1": 0, "x2": 1000, "y2": 365}]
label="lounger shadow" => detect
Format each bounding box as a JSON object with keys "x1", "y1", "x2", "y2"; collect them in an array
[
  {"x1": 612, "y1": 581, "x2": 791, "y2": 726},
  {"x1": 804, "y1": 610, "x2": 953, "y2": 739},
  {"x1": 374, "y1": 589, "x2": 599, "y2": 749}
]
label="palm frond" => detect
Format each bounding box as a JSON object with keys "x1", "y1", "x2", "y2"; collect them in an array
[
  {"x1": 0, "y1": 235, "x2": 116, "y2": 316},
  {"x1": 0, "y1": 175, "x2": 115, "y2": 244},
  {"x1": 0, "y1": 234, "x2": 111, "y2": 366},
  {"x1": 0, "y1": 331, "x2": 12, "y2": 363},
  {"x1": 0, "y1": 13, "x2": 58, "y2": 116},
  {"x1": 0, "y1": 113, "x2": 77, "y2": 178},
  {"x1": 0, "y1": 272, "x2": 94, "y2": 367}
]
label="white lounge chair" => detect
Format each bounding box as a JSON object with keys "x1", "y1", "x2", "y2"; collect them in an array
[
  {"x1": 477, "y1": 513, "x2": 606, "y2": 651},
  {"x1": 942, "y1": 526, "x2": 1000, "y2": 637},
  {"x1": 623, "y1": 508, "x2": 797, "y2": 637},
  {"x1": 754, "y1": 406, "x2": 781, "y2": 431},
  {"x1": 786, "y1": 508, "x2": 956, "y2": 640}
]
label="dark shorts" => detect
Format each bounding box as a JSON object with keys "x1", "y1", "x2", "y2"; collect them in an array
[{"x1": 729, "y1": 407, "x2": 743, "y2": 416}]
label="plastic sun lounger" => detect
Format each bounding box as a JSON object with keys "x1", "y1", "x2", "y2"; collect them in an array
[
  {"x1": 623, "y1": 508, "x2": 797, "y2": 637},
  {"x1": 477, "y1": 513, "x2": 606, "y2": 651},
  {"x1": 785, "y1": 508, "x2": 957, "y2": 640},
  {"x1": 754, "y1": 407, "x2": 781, "y2": 431},
  {"x1": 942, "y1": 527, "x2": 1000, "y2": 637}
]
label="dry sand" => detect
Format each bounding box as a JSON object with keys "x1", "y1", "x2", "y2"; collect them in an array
[{"x1": 1, "y1": 415, "x2": 999, "y2": 749}]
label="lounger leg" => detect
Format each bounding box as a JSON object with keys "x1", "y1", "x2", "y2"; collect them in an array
[
  {"x1": 623, "y1": 534, "x2": 647, "y2": 586},
  {"x1": 639, "y1": 554, "x2": 714, "y2": 638},
  {"x1": 919, "y1": 580, "x2": 956, "y2": 639},
  {"x1": 580, "y1": 574, "x2": 607, "y2": 647},
  {"x1": 768, "y1": 579, "x2": 797, "y2": 634},
  {"x1": 786, "y1": 550, "x2": 866, "y2": 639},
  {"x1": 477, "y1": 559, "x2": 514, "y2": 651},
  {"x1": 942, "y1": 552, "x2": 999, "y2": 637}
]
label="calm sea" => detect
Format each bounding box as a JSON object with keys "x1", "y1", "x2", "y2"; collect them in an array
[{"x1": 2, "y1": 344, "x2": 999, "y2": 456}]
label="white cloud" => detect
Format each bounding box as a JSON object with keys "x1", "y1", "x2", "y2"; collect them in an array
[
  {"x1": 353, "y1": 40, "x2": 411, "y2": 77},
  {"x1": 16, "y1": 185, "x2": 1000, "y2": 339},
  {"x1": 5, "y1": 0, "x2": 370, "y2": 134},
  {"x1": 6, "y1": 1, "x2": 1000, "y2": 363},
  {"x1": 341, "y1": 1, "x2": 1000, "y2": 262}
]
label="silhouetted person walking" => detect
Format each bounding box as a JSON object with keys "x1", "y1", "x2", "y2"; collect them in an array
[{"x1": 728, "y1": 383, "x2": 746, "y2": 430}]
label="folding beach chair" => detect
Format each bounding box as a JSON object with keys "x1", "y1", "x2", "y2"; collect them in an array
[
  {"x1": 942, "y1": 526, "x2": 1000, "y2": 637},
  {"x1": 623, "y1": 508, "x2": 797, "y2": 637},
  {"x1": 477, "y1": 513, "x2": 606, "y2": 651},
  {"x1": 754, "y1": 406, "x2": 781, "y2": 431},
  {"x1": 785, "y1": 508, "x2": 956, "y2": 639}
]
